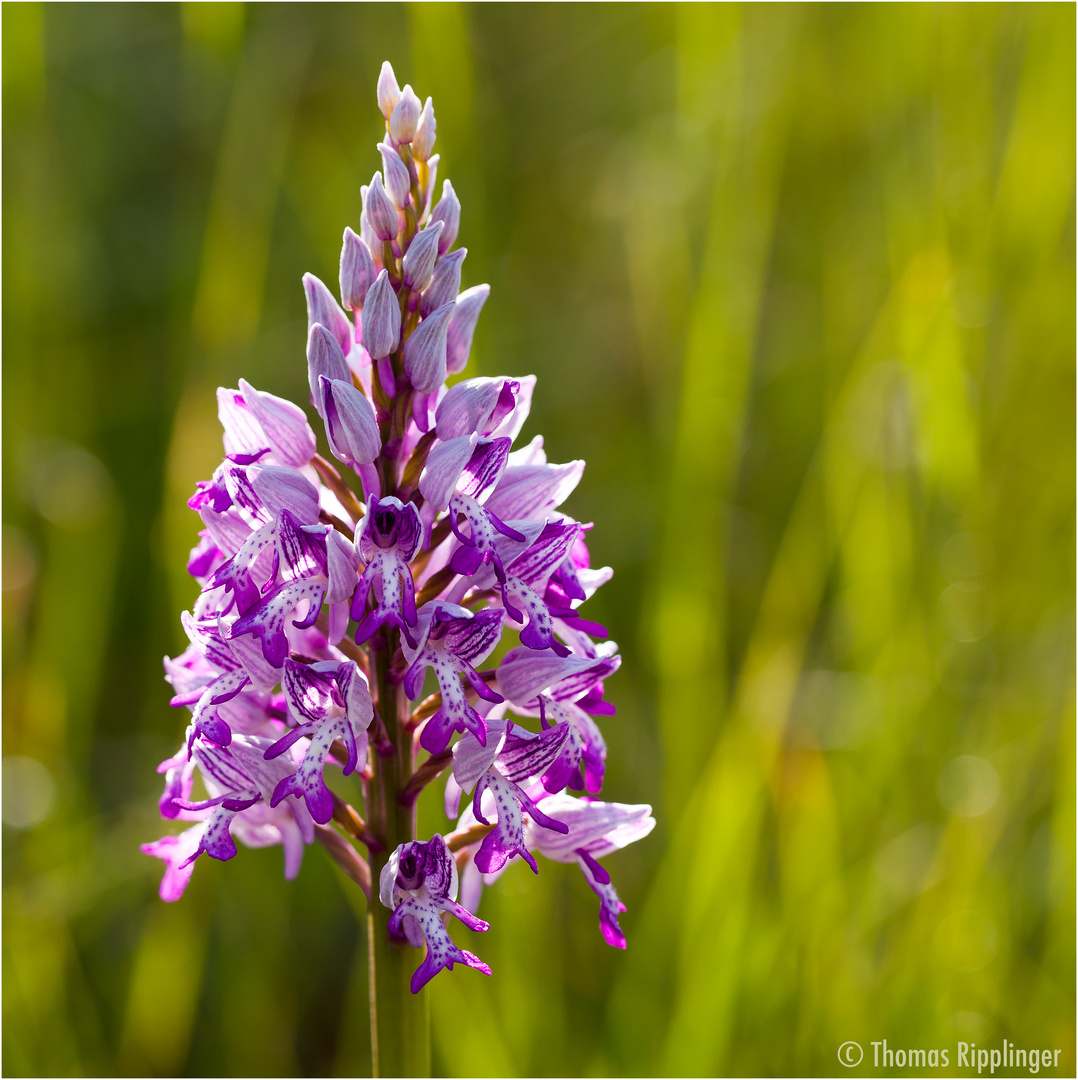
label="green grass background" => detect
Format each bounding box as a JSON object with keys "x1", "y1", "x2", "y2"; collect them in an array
[{"x1": 3, "y1": 3, "x2": 1074, "y2": 1076}]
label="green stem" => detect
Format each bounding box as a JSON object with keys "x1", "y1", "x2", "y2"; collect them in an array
[{"x1": 367, "y1": 641, "x2": 430, "y2": 1078}]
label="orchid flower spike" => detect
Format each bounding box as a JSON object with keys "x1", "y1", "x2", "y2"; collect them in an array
[{"x1": 146, "y1": 61, "x2": 653, "y2": 1015}]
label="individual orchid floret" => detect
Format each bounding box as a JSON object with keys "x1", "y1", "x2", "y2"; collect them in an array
[
  {"x1": 378, "y1": 142, "x2": 411, "y2": 210},
  {"x1": 320, "y1": 376, "x2": 381, "y2": 466},
  {"x1": 365, "y1": 172, "x2": 399, "y2": 243},
  {"x1": 419, "y1": 436, "x2": 524, "y2": 581},
  {"x1": 446, "y1": 284, "x2": 490, "y2": 374},
  {"x1": 362, "y1": 269, "x2": 402, "y2": 362},
  {"x1": 403, "y1": 602, "x2": 505, "y2": 754},
  {"x1": 376, "y1": 60, "x2": 401, "y2": 121},
  {"x1": 380, "y1": 835, "x2": 490, "y2": 993},
  {"x1": 524, "y1": 793, "x2": 654, "y2": 948},
  {"x1": 265, "y1": 658, "x2": 373, "y2": 824},
  {"x1": 497, "y1": 520, "x2": 584, "y2": 656},
  {"x1": 420, "y1": 247, "x2": 465, "y2": 317},
  {"x1": 164, "y1": 733, "x2": 315, "y2": 874},
  {"x1": 230, "y1": 511, "x2": 343, "y2": 666},
  {"x1": 403, "y1": 301, "x2": 455, "y2": 392},
  {"x1": 401, "y1": 221, "x2": 443, "y2": 293},
  {"x1": 430, "y1": 179, "x2": 460, "y2": 254},
  {"x1": 340, "y1": 227, "x2": 377, "y2": 312},
  {"x1": 497, "y1": 643, "x2": 620, "y2": 792},
  {"x1": 412, "y1": 96, "x2": 436, "y2": 160},
  {"x1": 208, "y1": 465, "x2": 322, "y2": 612},
  {"x1": 169, "y1": 608, "x2": 268, "y2": 752},
  {"x1": 390, "y1": 84, "x2": 421, "y2": 143},
  {"x1": 450, "y1": 720, "x2": 570, "y2": 874},
  {"x1": 352, "y1": 496, "x2": 422, "y2": 647}
]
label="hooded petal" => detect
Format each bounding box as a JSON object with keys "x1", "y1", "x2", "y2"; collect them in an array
[
  {"x1": 238, "y1": 380, "x2": 317, "y2": 469},
  {"x1": 249, "y1": 466, "x2": 321, "y2": 524},
  {"x1": 418, "y1": 434, "x2": 475, "y2": 511},
  {"x1": 307, "y1": 323, "x2": 351, "y2": 407},
  {"x1": 484, "y1": 457, "x2": 585, "y2": 523},
  {"x1": 282, "y1": 658, "x2": 338, "y2": 723},
  {"x1": 497, "y1": 644, "x2": 619, "y2": 707},
  {"x1": 339, "y1": 227, "x2": 377, "y2": 311},
  {"x1": 321, "y1": 378, "x2": 382, "y2": 466},
  {"x1": 303, "y1": 273, "x2": 354, "y2": 357},
  {"x1": 403, "y1": 302, "x2": 454, "y2": 392},
  {"x1": 445, "y1": 284, "x2": 489, "y2": 375}
]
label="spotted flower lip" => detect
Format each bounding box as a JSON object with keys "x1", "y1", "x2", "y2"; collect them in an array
[
  {"x1": 448, "y1": 719, "x2": 571, "y2": 874},
  {"x1": 402, "y1": 603, "x2": 505, "y2": 754},
  {"x1": 265, "y1": 658, "x2": 373, "y2": 824},
  {"x1": 146, "y1": 59, "x2": 653, "y2": 995},
  {"x1": 380, "y1": 835, "x2": 491, "y2": 992}
]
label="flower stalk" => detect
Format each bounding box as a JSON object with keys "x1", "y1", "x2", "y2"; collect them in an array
[
  {"x1": 143, "y1": 59, "x2": 654, "y2": 1078},
  {"x1": 367, "y1": 645, "x2": 430, "y2": 1078}
]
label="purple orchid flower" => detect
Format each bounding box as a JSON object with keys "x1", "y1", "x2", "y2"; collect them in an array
[
  {"x1": 449, "y1": 719, "x2": 570, "y2": 873},
  {"x1": 419, "y1": 436, "x2": 525, "y2": 579},
  {"x1": 230, "y1": 510, "x2": 359, "y2": 666},
  {"x1": 352, "y1": 496, "x2": 422, "y2": 647},
  {"x1": 379, "y1": 835, "x2": 491, "y2": 992},
  {"x1": 403, "y1": 602, "x2": 505, "y2": 754},
  {"x1": 496, "y1": 642, "x2": 620, "y2": 792},
  {"x1": 145, "y1": 733, "x2": 316, "y2": 899},
  {"x1": 264, "y1": 658, "x2": 373, "y2": 824}
]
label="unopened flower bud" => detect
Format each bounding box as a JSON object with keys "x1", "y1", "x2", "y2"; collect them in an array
[
  {"x1": 365, "y1": 172, "x2": 398, "y2": 243},
  {"x1": 403, "y1": 302, "x2": 454, "y2": 391},
  {"x1": 340, "y1": 227, "x2": 377, "y2": 311},
  {"x1": 378, "y1": 143, "x2": 411, "y2": 210},
  {"x1": 401, "y1": 222, "x2": 443, "y2": 292},
  {"x1": 446, "y1": 284, "x2": 490, "y2": 374},
  {"x1": 430, "y1": 179, "x2": 460, "y2": 254},
  {"x1": 362, "y1": 270, "x2": 401, "y2": 360},
  {"x1": 320, "y1": 376, "x2": 382, "y2": 466},
  {"x1": 420, "y1": 247, "x2": 466, "y2": 317},
  {"x1": 307, "y1": 323, "x2": 351, "y2": 407},
  {"x1": 390, "y1": 85, "x2": 421, "y2": 143},
  {"x1": 412, "y1": 97, "x2": 436, "y2": 161},
  {"x1": 303, "y1": 272, "x2": 353, "y2": 356},
  {"x1": 377, "y1": 60, "x2": 401, "y2": 121}
]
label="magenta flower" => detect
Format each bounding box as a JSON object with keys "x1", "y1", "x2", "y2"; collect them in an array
[{"x1": 380, "y1": 835, "x2": 491, "y2": 992}]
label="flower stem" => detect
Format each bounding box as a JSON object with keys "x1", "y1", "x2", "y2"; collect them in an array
[{"x1": 367, "y1": 640, "x2": 430, "y2": 1078}]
